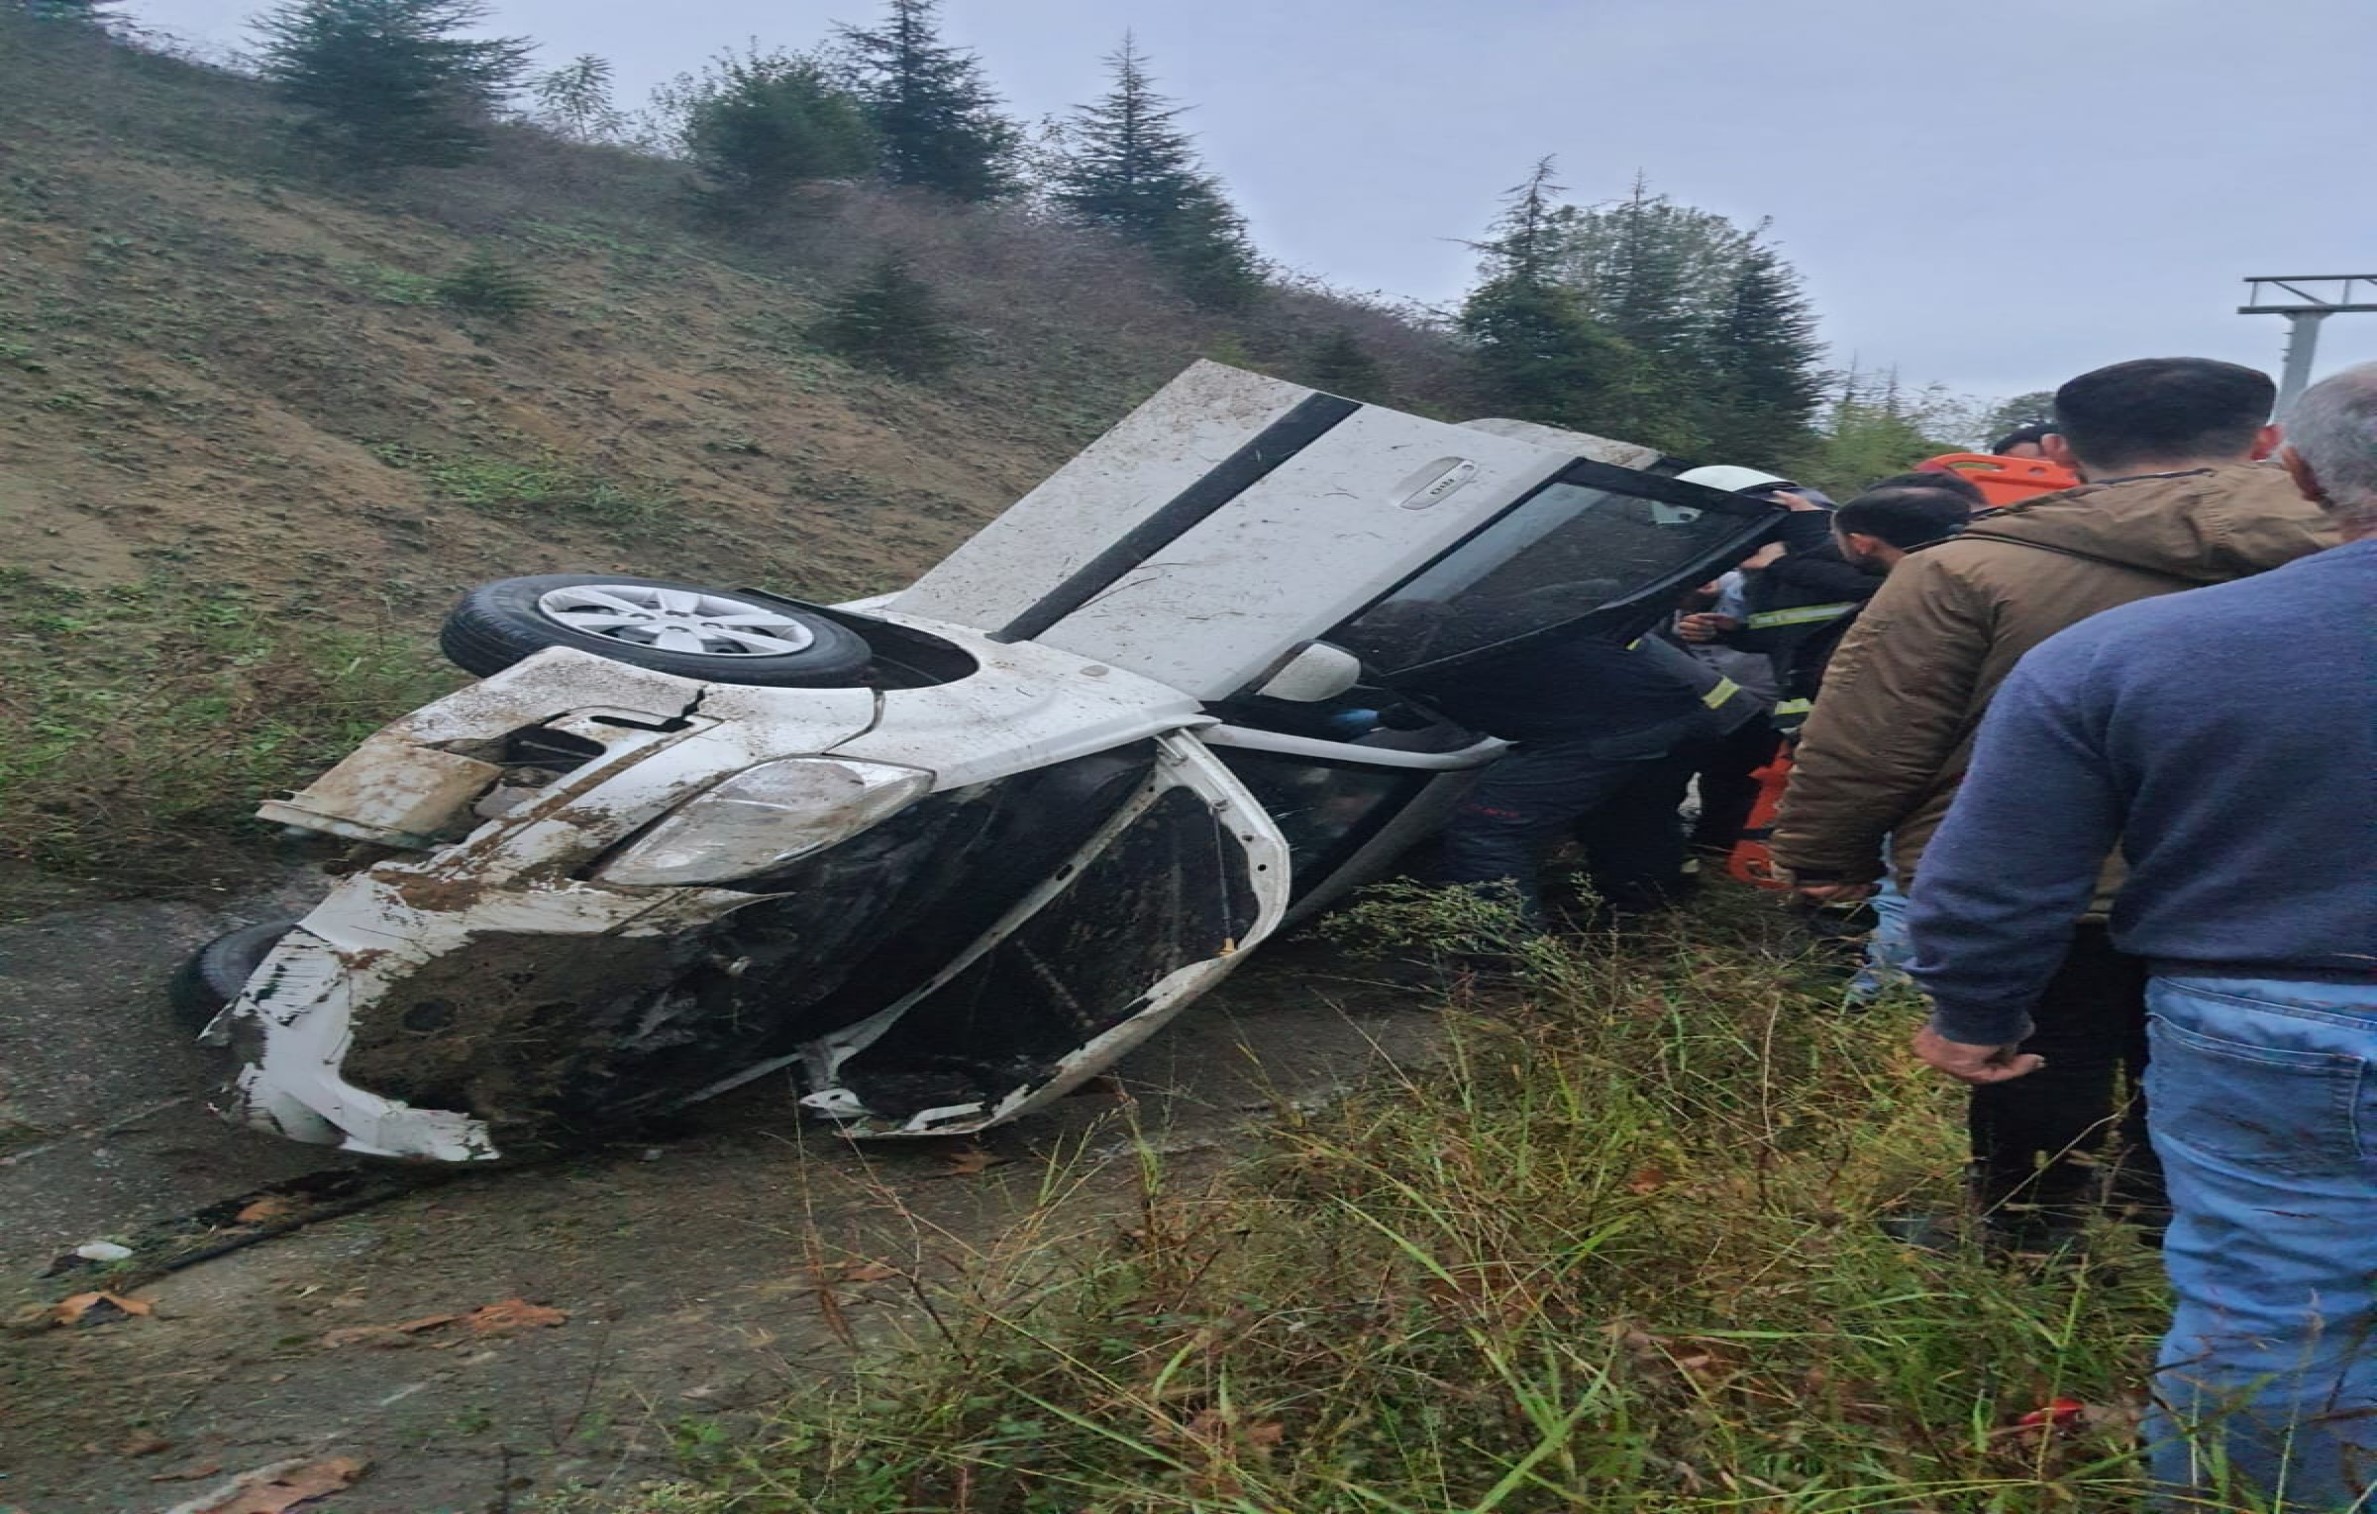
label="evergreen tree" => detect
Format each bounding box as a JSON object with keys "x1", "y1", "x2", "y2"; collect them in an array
[
  {"x1": 1050, "y1": 37, "x2": 1259, "y2": 309},
  {"x1": 1700, "y1": 237, "x2": 1825, "y2": 468},
  {"x1": 811, "y1": 257, "x2": 962, "y2": 377},
  {"x1": 674, "y1": 47, "x2": 876, "y2": 212},
  {"x1": 1458, "y1": 160, "x2": 1632, "y2": 431},
  {"x1": 251, "y1": 0, "x2": 531, "y2": 175},
  {"x1": 15, "y1": 0, "x2": 121, "y2": 21},
  {"x1": 1980, "y1": 390, "x2": 2057, "y2": 442},
  {"x1": 1305, "y1": 328, "x2": 1387, "y2": 402},
  {"x1": 1793, "y1": 369, "x2": 1968, "y2": 496},
  {"x1": 1545, "y1": 179, "x2": 1751, "y2": 453},
  {"x1": 530, "y1": 54, "x2": 626, "y2": 144},
  {"x1": 835, "y1": 0, "x2": 1016, "y2": 201}
]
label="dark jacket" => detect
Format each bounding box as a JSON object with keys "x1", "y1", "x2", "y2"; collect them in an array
[
  {"x1": 1732, "y1": 511, "x2": 1877, "y2": 724},
  {"x1": 1417, "y1": 629, "x2": 1757, "y2": 746}
]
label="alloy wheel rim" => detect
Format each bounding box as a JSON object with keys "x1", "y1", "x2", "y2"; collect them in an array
[{"x1": 535, "y1": 585, "x2": 819, "y2": 657}]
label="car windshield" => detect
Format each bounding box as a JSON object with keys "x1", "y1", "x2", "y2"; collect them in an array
[{"x1": 1328, "y1": 461, "x2": 1777, "y2": 678}]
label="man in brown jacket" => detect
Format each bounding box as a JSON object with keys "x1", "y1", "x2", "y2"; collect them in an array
[{"x1": 1770, "y1": 357, "x2": 2336, "y2": 1245}]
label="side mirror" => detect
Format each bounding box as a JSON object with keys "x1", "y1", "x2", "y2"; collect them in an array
[{"x1": 1252, "y1": 642, "x2": 1363, "y2": 703}]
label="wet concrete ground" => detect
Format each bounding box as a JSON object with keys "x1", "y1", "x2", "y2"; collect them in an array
[{"x1": 0, "y1": 875, "x2": 1441, "y2": 1513}]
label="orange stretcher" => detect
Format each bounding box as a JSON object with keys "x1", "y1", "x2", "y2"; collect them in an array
[
  {"x1": 1916, "y1": 452, "x2": 2079, "y2": 507},
  {"x1": 1725, "y1": 747, "x2": 1795, "y2": 890}
]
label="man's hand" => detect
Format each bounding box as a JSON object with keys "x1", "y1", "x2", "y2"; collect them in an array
[
  {"x1": 1912, "y1": 1025, "x2": 2044, "y2": 1085},
  {"x1": 1676, "y1": 612, "x2": 1740, "y2": 643}
]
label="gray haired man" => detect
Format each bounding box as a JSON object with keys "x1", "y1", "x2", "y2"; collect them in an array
[{"x1": 1903, "y1": 364, "x2": 2377, "y2": 1508}]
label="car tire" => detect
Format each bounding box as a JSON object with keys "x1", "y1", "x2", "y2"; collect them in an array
[
  {"x1": 168, "y1": 920, "x2": 299, "y2": 1032},
  {"x1": 439, "y1": 574, "x2": 875, "y2": 687}
]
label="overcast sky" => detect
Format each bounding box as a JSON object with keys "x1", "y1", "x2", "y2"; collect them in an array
[{"x1": 126, "y1": 0, "x2": 2377, "y2": 403}]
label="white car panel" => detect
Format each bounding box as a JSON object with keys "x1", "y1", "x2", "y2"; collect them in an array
[
  {"x1": 1025, "y1": 406, "x2": 1568, "y2": 700},
  {"x1": 891, "y1": 361, "x2": 1313, "y2": 633}
]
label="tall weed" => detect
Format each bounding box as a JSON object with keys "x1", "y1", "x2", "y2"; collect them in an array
[{"x1": 598, "y1": 903, "x2": 2180, "y2": 1512}]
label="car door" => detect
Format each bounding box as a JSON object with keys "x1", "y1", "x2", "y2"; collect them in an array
[
  {"x1": 1324, "y1": 457, "x2": 1784, "y2": 685},
  {"x1": 889, "y1": 362, "x2": 1580, "y2": 702}
]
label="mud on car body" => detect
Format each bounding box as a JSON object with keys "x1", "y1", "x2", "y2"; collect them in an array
[{"x1": 192, "y1": 362, "x2": 1781, "y2": 1161}]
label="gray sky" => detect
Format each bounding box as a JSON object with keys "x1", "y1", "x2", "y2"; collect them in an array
[{"x1": 128, "y1": 0, "x2": 2377, "y2": 403}]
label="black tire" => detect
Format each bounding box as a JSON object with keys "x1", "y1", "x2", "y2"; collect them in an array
[
  {"x1": 438, "y1": 574, "x2": 875, "y2": 687},
  {"x1": 168, "y1": 920, "x2": 299, "y2": 1032}
]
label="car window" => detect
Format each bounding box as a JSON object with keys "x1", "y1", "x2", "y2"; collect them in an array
[{"x1": 1328, "y1": 461, "x2": 1777, "y2": 678}]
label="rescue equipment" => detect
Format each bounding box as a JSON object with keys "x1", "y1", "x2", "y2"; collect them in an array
[{"x1": 1916, "y1": 452, "x2": 2079, "y2": 507}]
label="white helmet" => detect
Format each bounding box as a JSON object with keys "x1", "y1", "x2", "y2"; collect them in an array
[{"x1": 1676, "y1": 464, "x2": 1796, "y2": 493}]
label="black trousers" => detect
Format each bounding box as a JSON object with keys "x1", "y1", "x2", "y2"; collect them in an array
[
  {"x1": 1967, "y1": 921, "x2": 2162, "y2": 1211},
  {"x1": 1438, "y1": 727, "x2": 1709, "y2": 919},
  {"x1": 1689, "y1": 718, "x2": 1781, "y2": 855}
]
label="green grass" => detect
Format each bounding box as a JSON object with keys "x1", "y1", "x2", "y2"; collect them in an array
[
  {"x1": 371, "y1": 443, "x2": 672, "y2": 527},
  {"x1": 0, "y1": 570, "x2": 457, "y2": 911},
  {"x1": 561, "y1": 895, "x2": 2201, "y2": 1513}
]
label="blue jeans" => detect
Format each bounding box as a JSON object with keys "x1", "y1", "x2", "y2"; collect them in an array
[
  {"x1": 1847, "y1": 873, "x2": 1914, "y2": 1001},
  {"x1": 2144, "y1": 974, "x2": 2377, "y2": 1510}
]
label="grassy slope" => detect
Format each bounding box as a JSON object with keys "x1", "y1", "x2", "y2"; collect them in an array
[{"x1": 0, "y1": 20, "x2": 1464, "y2": 907}]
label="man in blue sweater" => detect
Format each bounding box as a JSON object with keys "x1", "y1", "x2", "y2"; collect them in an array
[{"x1": 1905, "y1": 363, "x2": 2377, "y2": 1508}]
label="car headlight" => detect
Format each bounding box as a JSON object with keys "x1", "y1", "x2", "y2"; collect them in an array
[{"x1": 599, "y1": 758, "x2": 934, "y2": 887}]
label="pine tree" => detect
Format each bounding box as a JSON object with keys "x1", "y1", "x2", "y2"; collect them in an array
[
  {"x1": 675, "y1": 47, "x2": 876, "y2": 212},
  {"x1": 1793, "y1": 369, "x2": 1968, "y2": 496},
  {"x1": 15, "y1": 0, "x2": 121, "y2": 21},
  {"x1": 251, "y1": 0, "x2": 531, "y2": 175},
  {"x1": 811, "y1": 257, "x2": 962, "y2": 378},
  {"x1": 835, "y1": 0, "x2": 1016, "y2": 201},
  {"x1": 1049, "y1": 36, "x2": 1259, "y2": 307},
  {"x1": 1458, "y1": 160, "x2": 1632, "y2": 430},
  {"x1": 530, "y1": 54, "x2": 626, "y2": 144},
  {"x1": 1700, "y1": 237, "x2": 1825, "y2": 469},
  {"x1": 1305, "y1": 328, "x2": 1387, "y2": 402}
]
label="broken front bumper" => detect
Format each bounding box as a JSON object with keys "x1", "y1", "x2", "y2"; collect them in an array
[{"x1": 221, "y1": 645, "x2": 1290, "y2": 1160}]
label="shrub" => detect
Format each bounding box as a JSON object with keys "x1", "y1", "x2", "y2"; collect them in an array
[
  {"x1": 669, "y1": 46, "x2": 876, "y2": 214},
  {"x1": 434, "y1": 248, "x2": 539, "y2": 320},
  {"x1": 810, "y1": 257, "x2": 962, "y2": 379},
  {"x1": 1304, "y1": 327, "x2": 1389, "y2": 402}
]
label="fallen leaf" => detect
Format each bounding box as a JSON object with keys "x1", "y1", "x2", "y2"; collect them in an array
[
  {"x1": 149, "y1": 1460, "x2": 224, "y2": 1483},
  {"x1": 939, "y1": 1146, "x2": 1010, "y2": 1178},
  {"x1": 54, "y1": 1291, "x2": 153, "y2": 1325},
  {"x1": 120, "y1": 1433, "x2": 173, "y2": 1456},
  {"x1": 317, "y1": 1312, "x2": 458, "y2": 1349},
  {"x1": 463, "y1": 1298, "x2": 567, "y2": 1334},
  {"x1": 186, "y1": 1454, "x2": 366, "y2": 1514},
  {"x1": 234, "y1": 1196, "x2": 294, "y2": 1225}
]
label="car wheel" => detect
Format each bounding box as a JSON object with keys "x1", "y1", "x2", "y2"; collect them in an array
[
  {"x1": 438, "y1": 574, "x2": 874, "y2": 687},
  {"x1": 168, "y1": 919, "x2": 299, "y2": 1032}
]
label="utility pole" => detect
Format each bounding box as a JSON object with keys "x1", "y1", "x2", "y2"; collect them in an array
[{"x1": 2240, "y1": 275, "x2": 2377, "y2": 414}]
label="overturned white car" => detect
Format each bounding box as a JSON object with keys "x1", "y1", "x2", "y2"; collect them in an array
[{"x1": 183, "y1": 362, "x2": 1779, "y2": 1161}]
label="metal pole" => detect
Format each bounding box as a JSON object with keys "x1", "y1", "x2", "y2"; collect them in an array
[{"x1": 2277, "y1": 310, "x2": 2330, "y2": 416}]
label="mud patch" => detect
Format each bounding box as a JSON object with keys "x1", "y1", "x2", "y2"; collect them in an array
[{"x1": 339, "y1": 932, "x2": 680, "y2": 1143}]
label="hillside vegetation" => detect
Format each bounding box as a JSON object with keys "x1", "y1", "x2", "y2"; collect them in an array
[{"x1": 0, "y1": 15, "x2": 1463, "y2": 907}]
